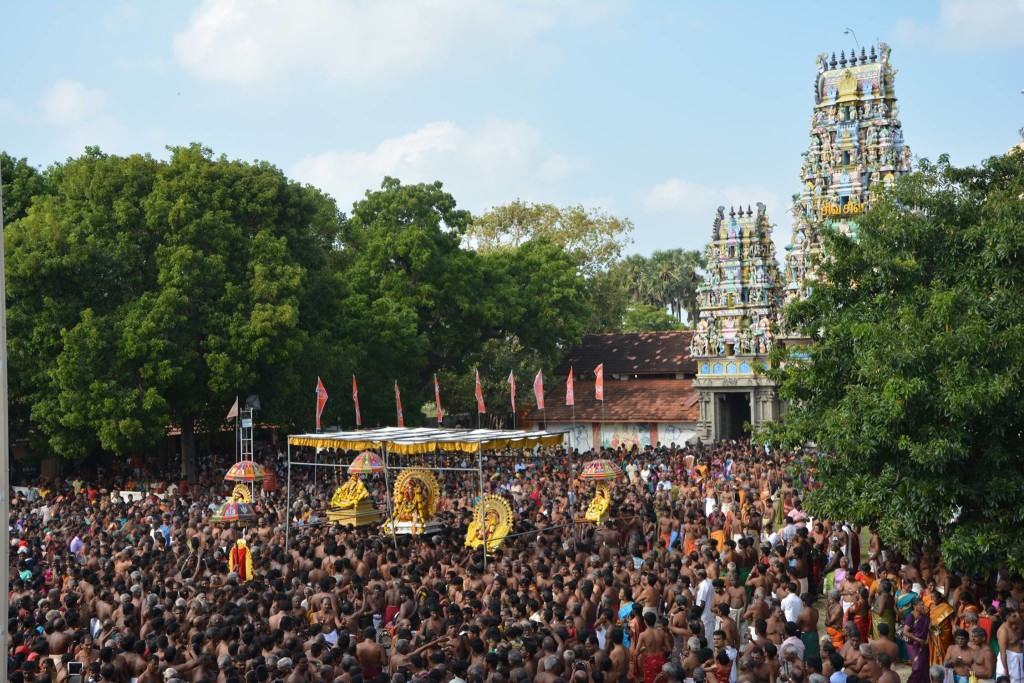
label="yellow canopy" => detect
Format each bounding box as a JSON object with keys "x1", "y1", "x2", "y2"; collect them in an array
[{"x1": 288, "y1": 426, "x2": 565, "y2": 455}]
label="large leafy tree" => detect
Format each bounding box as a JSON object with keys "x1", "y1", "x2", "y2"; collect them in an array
[
  {"x1": 1, "y1": 152, "x2": 51, "y2": 225},
  {"x1": 334, "y1": 178, "x2": 483, "y2": 423},
  {"x1": 8, "y1": 145, "x2": 346, "y2": 476},
  {"x1": 766, "y1": 151, "x2": 1024, "y2": 572},
  {"x1": 467, "y1": 200, "x2": 634, "y2": 332},
  {"x1": 467, "y1": 200, "x2": 633, "y2": 276},
  {"x1": 337, "y1": 180, "x2": 591, "y2": 426}
]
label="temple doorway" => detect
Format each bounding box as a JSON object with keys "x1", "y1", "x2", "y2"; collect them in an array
[{"x1": 717, "y1": 392, "x2": 751, "y2": 440}]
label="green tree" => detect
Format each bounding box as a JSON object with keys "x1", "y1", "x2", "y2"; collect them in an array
[
  {"x1": 336, "y1": 178, "x2": 481, "y2": 423},
  {"x1": 1, "y1": 152, "x2": 51, "y2": 225},
  {"x1": 765, "y1": 151, "x2": 1024, "y2": 572},
  {"x1": 338, "y1": 182, "x2": 594, "y2": 427},
  {"x1": 467, "y1": 200, "x2": 633, "y2": 276},
  {"x1": 612, "y1": 249, "x2": 704, "y2": 325},
  {"x1": 621, "y1": 303, "x2": 683, "y2": 332},
  {"x1": 8, "y1": 145, "x2": 346, "y2": 476}
]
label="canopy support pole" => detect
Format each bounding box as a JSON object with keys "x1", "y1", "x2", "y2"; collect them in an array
[
  {"x1": 478, "y1": 441, "x2": 487, "y2": 572},
  {"x1": 382, "y1": 444, "x2": 399, "y2": 552}
]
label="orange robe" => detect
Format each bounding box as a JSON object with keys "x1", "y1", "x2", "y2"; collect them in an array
[
  {"x1": 229, "y1": 542, "x2": 253, "y2": 582},
  {"x1": 928, "y1": 602, "x2": 955, "y2": 666}
]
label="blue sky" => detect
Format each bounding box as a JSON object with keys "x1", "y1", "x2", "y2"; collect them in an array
[{"x1": 2, "y1": 0, "x2": 1021, "y2": 256}]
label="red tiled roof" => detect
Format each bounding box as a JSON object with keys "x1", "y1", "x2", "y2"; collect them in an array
[
  {"x1": 524, "y1": 378, "x2": 698, "y2": 423},
  {"x1": 553, "y1": 331, "x2": 695, "y2": 376}
]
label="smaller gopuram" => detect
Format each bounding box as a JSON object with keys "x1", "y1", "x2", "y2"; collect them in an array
[{"x1": 690, "y1": 203, "x2": 783, "y2": 441}]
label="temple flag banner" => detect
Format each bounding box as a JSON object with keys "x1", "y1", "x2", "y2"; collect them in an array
[
  {"x1": 394, "y1": 381, "x2": 405, "y2": 427},
  {"x1": 226, "y1": 396, "x2": 239, "y2": 421},
  {"x1": 352, "y1": 375, "x2": 362, "y2": 427},
  {"x1": 507, "y1": 370, "x2": 516, "y2": 410},
  {"x1": 594, "y1": 363, "x2": 604, "y2": 401},
  {"x1": 566, "y1": 367, "x2": 575, "y2": 406},
  {"x1": 434, "y1": 374, "x2": 444, "y2": 424},
  {"x1": 533, "y1": 370, "x2": 545, "y2": 411},
  {"x1": 315, "y1": 377, "x2": 329, "y2": 430},
  {"x1": 475, "y1": 369, "x2": 486, "y2": 414}
]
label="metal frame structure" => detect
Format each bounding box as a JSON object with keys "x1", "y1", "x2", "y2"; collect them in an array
[{"x1": 282, "y1": 427, "x2": 566, "y2": 568}]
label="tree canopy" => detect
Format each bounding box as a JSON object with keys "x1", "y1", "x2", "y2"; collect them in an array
[
  {"x1": 466, "y1": 200, "x2": 633, "y2": 276},
  {"x1": 7, "y1": 145, "x2": 346, "y2": 474},
  {"x1": 1, "y1": 152, "x2": 51, "y2": 225},
  {"x1": 2, "y1": 144, "x2": 709, "y2": 469},
  {"x1": 614, "y1": 248, "x2": 705, "y2": 325},
  {"x1": 766, "y1": 150, "x2": 1024, "y2": 572}
]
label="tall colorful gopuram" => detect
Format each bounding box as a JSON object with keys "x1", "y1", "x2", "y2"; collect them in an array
[
  {"x1": 691, "y1": 203, "x2": 783, "y2": 442},
  {"x1": 783, "y1": 43, "x2": 913, "y2": 302}
]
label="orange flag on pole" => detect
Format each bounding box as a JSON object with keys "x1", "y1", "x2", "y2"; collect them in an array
[
  {"x1": 315, "y1": 376, "x2": 329, "y2": 430},
  {"x1": 352, "y1": 375, "x2": 362, "y2": 427},
  {"x1": 475, "y1": 369, "x2": 486, "y2": 414},
  {"x1": 394, "y1": 381, "x2": 405, "y2": 427},
  {"x1": 507, "y1": 370, "x2": 516, "y2": 411},
  {"x1": 566, "y1": 367, "x2": 575, "y2": 406},
  {"x1": 533, "y1": 370, "x2": 545, "y2": 411},
  {"x1": 594, "y1": 363, "x2": 604, "y2": 401},
  {"x1": 434, "y1": 374, "x2": 444, "y2": 424}
]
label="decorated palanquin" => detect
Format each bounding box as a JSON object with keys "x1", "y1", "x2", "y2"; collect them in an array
[
  {"x1": 465, "y1": 495, "x2": 513, "y2": 552},
  {"x1": 327, "y1": 474, "x2": 383, "y2": 526},
  {"x1": 579, "y1": 458, "x2": 621, "y2": 524},
  {"x1": 327, "y1": 451, "x2": 384, "y2": 527},
  {"x1": 382, "y1": 468, "x2": 442, "y2": 535},
  {"x1": 584, "y1": 484, "x2": 611, "y2": 523}
]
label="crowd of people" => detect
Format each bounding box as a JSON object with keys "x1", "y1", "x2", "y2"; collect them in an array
[{"x1": 8, "y1": 439, "x2": 1024, "y2": 683}]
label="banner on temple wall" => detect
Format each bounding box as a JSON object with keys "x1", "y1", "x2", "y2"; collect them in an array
[
  {"x1": 546, "y1": 422, "x2": 593, "y2": 453},
  {"x1": 600, "y1": 423, "x2": 652, "y2": 450}
]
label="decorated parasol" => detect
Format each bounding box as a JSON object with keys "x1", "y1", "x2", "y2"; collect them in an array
[
  {"x1": 348, "y1": 450, "x2": 385, "y2": 475},
  {"x1": 211, "y1": 499, "x2": 257, "y2": 524},
  {"x1": 579, "y1": 458, "x2": 622, "y2": 481},
  {"x1": 224, "y1": 460, "x2": 265, "y2": 482}
]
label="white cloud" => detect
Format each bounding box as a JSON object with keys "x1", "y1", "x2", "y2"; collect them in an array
[
  {"x1": 173, "y1": 0, "x2": 605, "y2": 86},
  {"x1": 642, "y1": 178, "x2": 789, "y2": 253},
  {"x1": 644, "y1": 178, "x2": 786, "y2": 222},
  {"x1": 893, "y1": 0, "x2": 1024, "y2": 50},
  {"x1": 292, "y1": 119, "x2": 583, "y2": 212},
  {"x1": 40, "y1": 80, "x2": 109, "y2": 126}
]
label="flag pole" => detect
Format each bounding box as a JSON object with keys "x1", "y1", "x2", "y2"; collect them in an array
[
  {"x1": 0, "y1": 156, "x2": 12, "y2": 683},
  {"x1": 569, "y1": 402, "x2": 576, "y2": 548}
]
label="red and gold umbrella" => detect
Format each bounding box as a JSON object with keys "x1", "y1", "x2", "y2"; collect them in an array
[
  {"x1": 211, "y1": 500, "x2": 257, "y2": 524},
  {"x1": 579, "y1": 458, "x2": 622, "y2": 482},
  {"x1": 224, "y1": 460, "x2": 265, "y2": 482},
  {"x1": 348, "y1": 451, "x2": 384, "y2": 475}
]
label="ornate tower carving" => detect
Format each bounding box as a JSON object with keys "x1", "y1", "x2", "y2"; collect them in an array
[
  {"x1": 691, "y1": 204, "x2": 783, "y2": 442},
  {"x1": 783, "y1": 43, "x2": 913, "y2": 302},
  {"x1": 690, "y1": 203, "x2": 782, "y2": 360}
]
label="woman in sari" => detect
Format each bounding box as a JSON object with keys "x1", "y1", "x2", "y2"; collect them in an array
[
  {"x1": 849, "y1": 586, "x2": 873, "y2": 642},
  {"x1": 904, "y1": 599, "x2": 931, "y2": 683},
  {"x1": 926, "y1": 588, "x2": 955, "y2": 666},
  {"x1": 618, "y1": 588, "x2": 639, "y2": 648}
]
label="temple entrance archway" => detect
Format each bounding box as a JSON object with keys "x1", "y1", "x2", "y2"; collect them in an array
[{"x1": 716, "y1": 392, "x2": 751, "y2": 440}]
